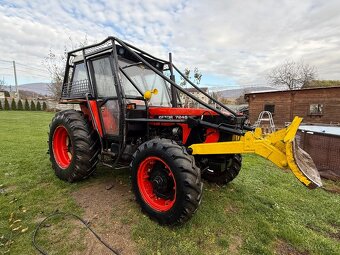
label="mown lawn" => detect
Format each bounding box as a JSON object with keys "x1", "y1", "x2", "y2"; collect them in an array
[{"x1": 0, "y1": 111, "x2": 339, "y2": 255}]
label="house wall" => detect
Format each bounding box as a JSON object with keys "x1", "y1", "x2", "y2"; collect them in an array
[{"x1": 247, "y1": 87, "x2": 340, "y2": 127}]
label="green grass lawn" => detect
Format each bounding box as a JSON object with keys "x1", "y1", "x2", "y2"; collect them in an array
[{"x1": 0, "y1": 111, "x2": 339, "y2": 255}]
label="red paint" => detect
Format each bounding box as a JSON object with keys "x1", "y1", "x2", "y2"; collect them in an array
[
  {"x1": 137, "y1": 156, "x2": 176, "y2": 212},
  {"x1": 88, "y1": 101, "x2": 103, "y2": 137},
  {"x1": 149, "y1": 107, "x2": 218, "y2": 117},
  {"x1": 52, "y1": 126, "x2": 72, "y2": 169},
  {"x1": 204, "y1": 128, "x2": 220, "y2": 143}
]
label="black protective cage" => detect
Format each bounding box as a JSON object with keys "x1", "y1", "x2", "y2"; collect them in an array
[{"x1": 61, "y1": 36, "x2": 251, "y2": 136}]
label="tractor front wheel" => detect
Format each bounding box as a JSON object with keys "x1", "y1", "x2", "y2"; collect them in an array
[
  {"x1": 131, "y1": 138, "x2": 203, "y2": 225},
  {"x1": 48, "y1": 110, "x2": 100, "y2": 182}
]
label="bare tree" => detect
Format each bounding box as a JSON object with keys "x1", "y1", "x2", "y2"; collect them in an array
[
  {"x1": 178, "y1": 67, "x2": 203, "y2": 107},
  {"x1": 0, "y1": 78, "x2": 5, "y2": 90},
  {"x1": 179, "y1": 67, "x2": 202, "y2": 87},
  {"x1": 267, "y1": 60, "x2": 317, "y2": 90},
  {"x1": 193, "y1": 67, "x2": 202, "y2": 85},
  {"x1": 44, "y1": 36, "x2": 89, "y2": 99}
]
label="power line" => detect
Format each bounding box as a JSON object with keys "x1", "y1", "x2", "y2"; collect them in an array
[
  {"x1": 16, "y1": 62, "x2": 49, "y2": 73},
  {"x1": 0, "y1": 59, "x2": 13, "y2": 63}
]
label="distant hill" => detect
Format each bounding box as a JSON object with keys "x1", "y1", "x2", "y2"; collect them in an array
[{"x1": 3, "y1": 83, "x2": 51, "y2": 96}]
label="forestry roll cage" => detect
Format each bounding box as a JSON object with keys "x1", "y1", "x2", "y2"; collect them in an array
[{"x1": 61, "y1": 36, "x2": 251, "y2": 136}]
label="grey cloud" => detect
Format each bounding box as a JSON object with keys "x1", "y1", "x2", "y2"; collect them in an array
[{"x1": 1, "y1": 0, "x2": 340, "y2": 86}]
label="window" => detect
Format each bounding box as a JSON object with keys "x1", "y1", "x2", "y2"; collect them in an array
[
  {"x1": 92, "y1": 57, "x2": 117, "y2": 97},
  {"x1": 264, "y1": 104, "x2": 275, "y2": 114},
  {"x1": 72, "y1": 63, "x2": 87, "y2": 82},
  {"x1": 309, "y1": 104, "x2": 323, "y2": 115},
  {"x1": 118, "y1": 59, "x2": 172, "y2": 106}
]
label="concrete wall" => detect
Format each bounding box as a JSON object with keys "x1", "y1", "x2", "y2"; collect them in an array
[{"x1": 0, "y1": 97, "x2": 80, "y2": 111}]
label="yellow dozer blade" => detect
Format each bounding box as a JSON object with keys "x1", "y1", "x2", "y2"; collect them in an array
[{"x1": 190, "y1": 117, "x2": 322, "y2": 189}]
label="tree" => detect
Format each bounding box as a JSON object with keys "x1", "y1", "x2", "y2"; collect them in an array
[
  {"x1": 30, "y1": 101, "x2": 36, "y2": 111},
  {"x1": 193, "y1": 68, "x2": 202, "y2": 85},
  {"x1": 303, "y1": 80, "x2": 340, "y2": 88},
  {"x1": 180, "y1": 68, "x2": 191, "y2": 87},
  {"x1": 267, "y1": 60, "x2": 317, "y2": 90},
  {"x1": 45, "y1": 36, "x2": 89, "y2": 100},
  {"x1": 42, "y1": 101, "x2": 47, "y2": 111},
  {"x1": 37, "y1": 101, "x2": 41, "y2": 111},
  {"x1": 24, "y1": 99, "x2": 30, "y2": 110},
  {"x1": 235, "y1": 94, "x2": 247, "y2": 105},
  {"x1": 0, "y1": 78, "x2": 5, "y2": 90},
  {"x1": 179, "y1": 67, "x2": 202, "y2": 87},
  {"x1": 4, "y1": 98, "x2": 10, "y2": 110},
  {"x1": 11, "y1": 98, "x2": 17, "y2": 110},
  {"x1": 17, "y1": 99, "x2": 23, "y2": 110}
]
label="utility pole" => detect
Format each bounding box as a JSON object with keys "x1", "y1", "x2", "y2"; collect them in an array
[{"x1": 13, "y1": 61, "x2": 19, "y2": 99}]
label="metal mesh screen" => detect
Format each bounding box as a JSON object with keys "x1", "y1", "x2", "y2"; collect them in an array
[
  {"x1": 61, "y1": 79, "x2": 91, "y2": 99},
  {"x1": 84, "y1": 40, "x2": 113, "y2": 55},
  {"x1": 297, "y1": 131, "x2": 340, "y2": 180}
]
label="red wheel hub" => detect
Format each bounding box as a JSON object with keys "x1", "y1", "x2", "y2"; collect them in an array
[
  {"x1": 137, "y1": 156, "x2": 176, "y2": 212},
  {"x1": 52, "y1": 126, "x2": 72, "y2": 169}
]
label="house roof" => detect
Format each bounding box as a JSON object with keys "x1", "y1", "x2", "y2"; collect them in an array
[
  {"x1": 185, "y1": 87, "x2": 208, "y2": 93},
  {"x1": 245, "y1": 86, "x2": 340, "y2": 96},
  {"x1": 299, "y1": 125, "x2": 340, "y2": 137}
]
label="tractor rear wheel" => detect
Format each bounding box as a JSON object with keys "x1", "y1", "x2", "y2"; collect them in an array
[
  {"x1": 202, "y1": 154, "x2": 242, "y2": 185},
  {"x1": 130, "y1": 138, "x2": 203, "y2": 225},
  {"x1": 48, "y1": 110, "x2": 100, "y2": 182}
]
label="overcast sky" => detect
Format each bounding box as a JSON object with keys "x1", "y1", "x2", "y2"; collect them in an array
[{"x1": 1, "y1": 0, "x2": 340, "y2": 88}]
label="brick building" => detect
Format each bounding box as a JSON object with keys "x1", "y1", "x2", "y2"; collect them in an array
[{"x1": 245, "y1": 87, "x2": 340, "y2": 127}]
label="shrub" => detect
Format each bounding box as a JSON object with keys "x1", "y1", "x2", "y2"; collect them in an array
[
  {"x1": 0, "y1": 100, "x2": 2, "y2": 110},
  {"x1": 17, "y1": 99, "x2": 23, "y2": 110},
  {"x1": 30, "y1": 101, "x2": 36, "y2": 111},
  {"x1": 24, "y1": 99, "x2": 30, "y2": 110},
  {"x1": 4, "y1": 98, "x2": 10, "y2": 110},
  {"x1": 11, "y1": 98, "x2": 17, "y2": 110},
  {"x1": 36, "y1": 101, "x2": 41, "y2": 111},
  {"x1": 42, "y1": 101, "x2": 47, "y2": 111}
]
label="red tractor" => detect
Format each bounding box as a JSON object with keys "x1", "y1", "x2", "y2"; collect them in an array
[{"x1": 49, "y1": 37, "x2": 321, "y2": 225}]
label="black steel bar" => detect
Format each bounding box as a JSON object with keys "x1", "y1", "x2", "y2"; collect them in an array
[
  {"x1": 68, "y1": 37, "x2": 112, "y2": 54},
  {"x1": 172, "y1": 64, "x2": 238, "y2": 116},
  {"x1": 115, "y1": 38, "x2": 232, "y2": 120},
  {"x1": 197, "y1": 119, "x2": 244, "y2": 136},
  {"x1": 169, "y1": 53, "x2": 178, "y2": 107},
  {"x1": 126, "y1": 118, "x2": 186, "y2": 123},
  {"x1": 118, "y1": 67, "x2": 144, "y2": 96},
  {"x1": 114, "y1": 37, "x2": 168, "y2": 63}
]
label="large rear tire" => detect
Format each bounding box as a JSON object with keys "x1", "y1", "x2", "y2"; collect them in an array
[
  {"x1": 48, "y1": 110, "x2": 100, "y2": 182},
  {"x1": 202, "y1": 154, "x2": 242, "y2": 185},
  {"x1": 130, "y1": 138, "x2": 203, "y2": 225}
]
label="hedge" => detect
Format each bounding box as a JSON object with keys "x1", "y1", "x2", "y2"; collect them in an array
[
  {"x1": 4, "y1": 98, "x2": 10, "y2": 110},
  {"x1": 30, "y1": 101, "x2": 36, "y2": 111},
  {"x1": 17, "y1": 99, "x2": 23, "y2": 110},
  {"x1": 11, "y1": 98, "x2": 17, "y2": 110}
]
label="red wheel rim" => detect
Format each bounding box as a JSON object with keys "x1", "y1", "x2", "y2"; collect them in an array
[
  {"x1": 52, "y1": 126, "x2": 72, "y2": 169},
  {"x1": 137, "y1": 156, "x2": 176, "y2": 212}
]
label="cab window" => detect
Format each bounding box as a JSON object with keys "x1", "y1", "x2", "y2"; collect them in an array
[{"x1": 92, "y1": 57, "x2": 117, "y2": 97}]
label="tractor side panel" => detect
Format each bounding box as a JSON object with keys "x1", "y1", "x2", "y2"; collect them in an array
[
  {"x1": 148, "y1": 107, "x2": 220, "y2": 145},
  {"x1": 80, "y1": 102, "x2": 103, "y2": 137}
]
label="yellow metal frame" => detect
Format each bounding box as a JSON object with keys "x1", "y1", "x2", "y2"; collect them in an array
[{"x1": 189, "y1": 117, "x2": 320, "y2": 188}]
